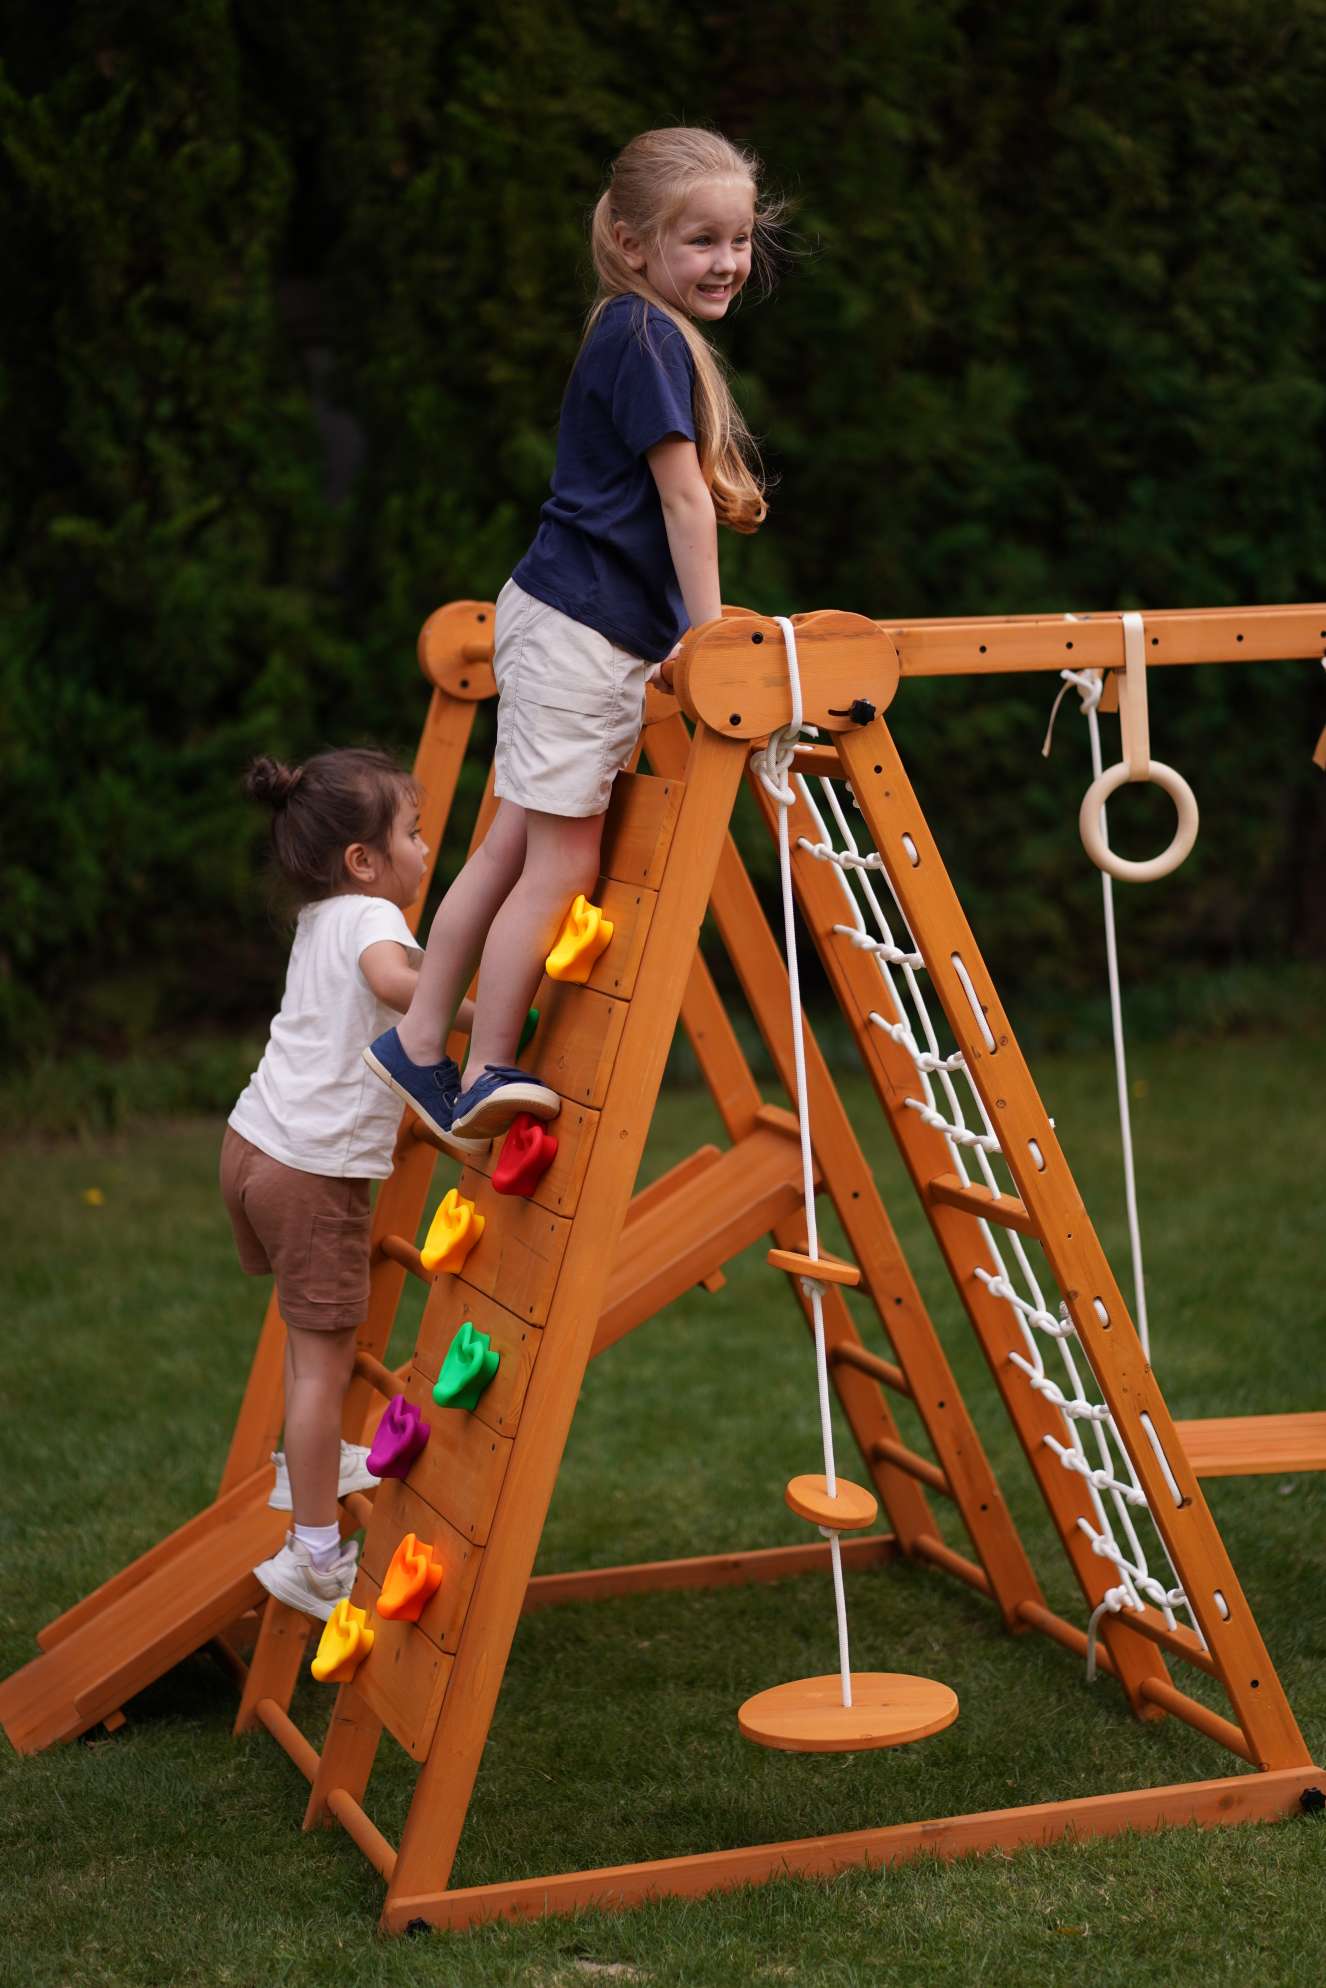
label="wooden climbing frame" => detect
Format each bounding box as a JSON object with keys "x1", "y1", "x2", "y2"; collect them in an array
[{"x1": 2, "y1": 597, "x2": 1322, "y2": 1929}]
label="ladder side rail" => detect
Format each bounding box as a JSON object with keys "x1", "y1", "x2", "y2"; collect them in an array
[
  {"x1": 837, "y1": 721, "x2": 1312, "y2": 1770},
  {"x1": 380, "y1": 722, "x2": 750, "y2": 1920}
]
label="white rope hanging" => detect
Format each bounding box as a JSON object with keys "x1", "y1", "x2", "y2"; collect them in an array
[
  {"x1": 755, "y1": 616, "x2": 854, "y2": 1709},
  {"x1": 1042, "y1": 620, "x2": 1150, "y2": 1358}
]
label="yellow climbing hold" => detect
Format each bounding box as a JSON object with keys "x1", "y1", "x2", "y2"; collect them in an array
[
  {"x1": 545, "y1": 894, "x2": 614, "y2": 984},
  {"x1": 311, "y1": 1599, "x2": 375, "y2": 1684},
  {"x1": 420, "y1": 1187, "x2": 485, "y2": 1275}
]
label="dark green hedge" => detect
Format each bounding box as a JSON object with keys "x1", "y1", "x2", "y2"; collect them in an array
[{"x1": 3, "y1": 1, "x2": 1324, "y2": 1058}]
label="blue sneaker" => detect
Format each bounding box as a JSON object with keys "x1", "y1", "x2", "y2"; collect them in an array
[
  {"x1": 449, "y1": 1064, "x2": 561, "y2": 1139},
  {"x1": 362, "y1": 1028, "x2": 490, "y2": 1157}
]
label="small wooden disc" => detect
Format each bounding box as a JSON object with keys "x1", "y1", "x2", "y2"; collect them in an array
[
  {"x1": 785, "y1": 1473, "x2": 878, "y2": 1531},
  {"x1": 739, "y1": 1673, "x2": 958, "y2": 1753}
]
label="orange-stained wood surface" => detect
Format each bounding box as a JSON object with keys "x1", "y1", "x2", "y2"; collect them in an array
[{"x1": 738, "y1": 1672, "x2": 959, "y2": 1753}]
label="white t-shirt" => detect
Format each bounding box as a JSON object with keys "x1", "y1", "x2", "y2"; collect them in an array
[{"x1": 229, "y1": 894, "x2": 422, "y2": 1180}]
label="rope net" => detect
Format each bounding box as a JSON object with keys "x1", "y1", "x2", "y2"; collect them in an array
[{"x1": 789, "y1": 754, "x2": 1205, "y2": 1676}]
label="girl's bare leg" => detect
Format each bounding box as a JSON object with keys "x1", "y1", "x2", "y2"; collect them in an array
[
  {"x1": 282, "y1": 1325, "x2": 358, "y2": 1528},
  {"x1": 396, "y1": 801, "x2": 528, "y2": 1064},
  {"x1": 461, "y1": 809, "x2": 605, "y2": 1087}
]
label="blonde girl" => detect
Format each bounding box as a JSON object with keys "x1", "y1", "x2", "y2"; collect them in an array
[{"x1": 367, "y1": 126, "x2": 775, "y2": 1143}]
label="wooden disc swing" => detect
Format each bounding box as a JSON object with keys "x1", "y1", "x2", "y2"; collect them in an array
[{"x1": 737, "y1": 620, "x2": 959, "y2": 1756}]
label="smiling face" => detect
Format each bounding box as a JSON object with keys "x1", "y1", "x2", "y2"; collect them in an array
[{"x1": 616, "y1": 175, "x2": 755, "y2": 322}]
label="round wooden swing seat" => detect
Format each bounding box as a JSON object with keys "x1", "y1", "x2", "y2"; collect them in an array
[
  {"x1": 785, "y1": 1472, "x2": 878, "y2": 1531},
  {"x1": 738, "y1": 1672, "x2": 959, "y2": 1754}
]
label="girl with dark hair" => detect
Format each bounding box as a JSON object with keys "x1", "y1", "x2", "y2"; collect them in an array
[{"x1": 223, "y1": 747, "x2": 477, "y2": 1619}]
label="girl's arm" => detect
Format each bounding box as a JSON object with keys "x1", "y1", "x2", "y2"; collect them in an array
[
  {"x1": 648, "y1": 437, "x2": 721, "y2": 636},
  {"x1": 361, "y1": 942, "x2": 474, "y2": 1036}
]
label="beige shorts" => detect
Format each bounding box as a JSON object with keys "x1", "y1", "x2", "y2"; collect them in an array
[
  {"x1": 492, "y1": 578, "x2": 648, "y2": 817},
  {"x1": 220, "y1": 1126, "x2": 371, "y2": 1333}
]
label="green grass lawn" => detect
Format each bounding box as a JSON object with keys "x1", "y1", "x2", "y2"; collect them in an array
[{"x1": 2, "y1": 1032, "x2": 1324, "y2": 1987}]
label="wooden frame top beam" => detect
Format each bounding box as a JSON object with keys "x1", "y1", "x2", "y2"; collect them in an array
[{"x1": 881, "y1": 604, "x2": 1325, "y2": 678}]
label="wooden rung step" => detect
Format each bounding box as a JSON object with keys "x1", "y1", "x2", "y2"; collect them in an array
[
  {"x1": 377, "y1": 1234, "x2": 429, "y2": 1282},
  {"x1": 927, "y1": 1172, "x2": 1037, "y2": 1236},
  {"x1": 785, "y1": 1473, "x2": 878, "y2": 1532},
  {"x1": 870, "y1": 1437, "x2": 952, "y2": 1497},
  {"x1": 767, "y1": 1246, "x2": 861, "y2": 1289},
  {"x1": 830, "y1": 1341, "x2": 910, "y2": 1396}
]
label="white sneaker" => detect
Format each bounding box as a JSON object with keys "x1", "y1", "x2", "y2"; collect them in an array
[
  {"x1": 268, "y1": 1440, "x2": 378, "y2": 1511},
  {"x1": 253, "y1": 1533, "x2": 359, "y2": 1621}
]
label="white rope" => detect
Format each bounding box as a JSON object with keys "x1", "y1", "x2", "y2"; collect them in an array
[
  {"x1": 756, "y1": 617, "x2": 853, "y2": 1708},
  {"x1": 1044, "y1": 647, "x2": 1150, "y2": 1358}
]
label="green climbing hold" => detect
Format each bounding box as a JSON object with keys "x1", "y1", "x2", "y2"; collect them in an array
[
  {"x1": 433, "y1": 1321, "x2": 500, "y2": 1411},
  {"x1": 518, "y1": 1005, "x2": 540, "y2": 1057}
]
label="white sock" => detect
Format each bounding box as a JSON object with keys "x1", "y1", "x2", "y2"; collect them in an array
[{"x1": 294, "y1": 1522, "x2": 343, "y2": 1569}]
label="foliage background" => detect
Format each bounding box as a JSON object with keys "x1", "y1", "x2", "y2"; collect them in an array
[{"x1": 2, "y1": 0, "x2": 1324, "y2": 1066}]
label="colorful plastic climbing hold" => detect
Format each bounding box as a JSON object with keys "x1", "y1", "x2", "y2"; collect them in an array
[
  {"x1": 376, "y1": 1532, "x2": 445, "y2": 1623},
  {"x1": 517, "y1": 1005, "x2": 540, "y2": 1057},
  {"x1": 545, "y1": 894, "x2": 614, "y2": 984},
  {"x1": 432, "y1": 1320, "x2": 501, "y2": 1411},
  {"x1": 311, "y1": 1599, "x2": 374, "y2": 1684},
  {"x1": 420, "y1": 1187, "x2": 485, "y2": 1275},
  {"x1": 366, "y1": 1395, "x2": 431, "y2": 1480},
  {"x1": 493, "y1": 1112, "x2": 559, "y2": 1197}
]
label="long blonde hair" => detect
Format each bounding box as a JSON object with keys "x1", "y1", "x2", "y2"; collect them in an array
[{"x1": 587, "y1": 128, "x2": 777, "y2": 534}]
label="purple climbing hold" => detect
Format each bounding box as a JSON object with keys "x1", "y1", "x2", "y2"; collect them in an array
[{"x1": 366, "y1": 1395, "x2": 431, "y2": 1480}]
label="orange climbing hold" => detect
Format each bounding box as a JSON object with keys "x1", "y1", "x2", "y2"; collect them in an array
[
  {"x1": 545, "y1": 894, "x2": 614, "y2": 983},
  {"x1": 420, "y1": 1187, "x2": 485, "y2": 1275},
  {"x1": 376, "y1": 1533, "x2": 444, "y2": 1623},
  {"x1": 311, "y1": 1599, "x2": 375, "y2": 1684}
]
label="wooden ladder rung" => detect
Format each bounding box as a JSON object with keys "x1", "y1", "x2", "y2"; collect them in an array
[
  {"x1": 870, "y1": 1437, "x2": 952, "y2": 1497},
  {"x1": 927, "y1": 1171, "x2": 1037, "y2": 1236},
  {"x1": 376, "y1": 1234, "x2": 429, "y2": 1282},
  {"x1": 830, "y1": 1341, "x2": 910, "y2": 1396}
]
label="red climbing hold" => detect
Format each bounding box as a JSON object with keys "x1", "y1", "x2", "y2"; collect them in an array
[{"x1": 493, "y1": 1113, "x2": 559, "y2": 1197}]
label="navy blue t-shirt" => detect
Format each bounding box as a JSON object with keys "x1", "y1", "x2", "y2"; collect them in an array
[{"x1": 513, "y1": 295, "x2": 697, "y2": 663}]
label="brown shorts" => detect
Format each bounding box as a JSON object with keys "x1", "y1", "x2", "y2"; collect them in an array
[{"x1": 220, "y1": 1126, "x2": 371, "y2": 1333}]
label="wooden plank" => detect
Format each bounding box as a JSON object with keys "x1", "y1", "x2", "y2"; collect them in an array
[
  {"x1": 304, "y1": 1681, "x2": 384, "y2": 1832},
  {"x1": 887, "y1": 605, "x2": 1326, "y2": 679},
  {"x1": 412, "y1": 1285, "x2": 541, "y2": 1438},
  {"x1": 450, "y1": 1166, "x2": 570, "y2": 1328},
  {"x1": 359, "y1": 1479, "x2": 482, "y2": 1655},
  {"x1": 1174, "y1": 1413, "x2": 1326, "y2": 1477},
  {"x1": 393, "y1": 1365, "x2": 512, "y2": 1547},
  {"x1": 521, "y1": 1536, "x2": 897, "y2": 1611},
  {"x1": 347, "y1": 1567, "x2": 452, "y2": 1766},
  {"x1": 527, "y1": 983, "x2": 628, "y2": 1110},
  {"x1": 599, "y1": 771, "x2": 683, "y2": 887},
  {"x1": 380, "y1": 1764, "x2": 1322, "y2": 1931}
]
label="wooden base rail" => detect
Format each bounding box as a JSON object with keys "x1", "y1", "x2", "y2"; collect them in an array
[
  {"x1": 379, "y1": 1767, "x2": 1321, "y2": 1933},
  {"x1": 521, "y1": 1536, "x2": 898, "y2": 1613}
]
